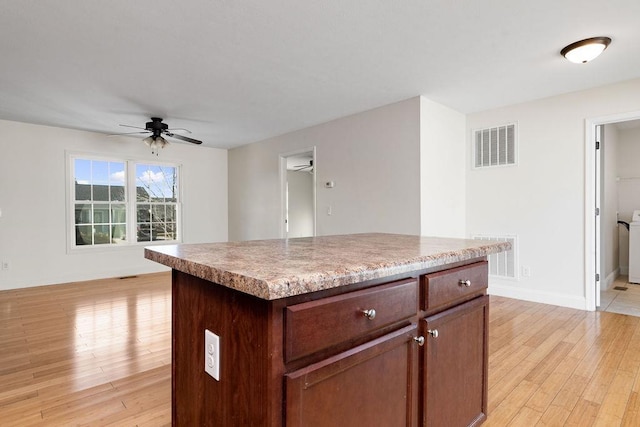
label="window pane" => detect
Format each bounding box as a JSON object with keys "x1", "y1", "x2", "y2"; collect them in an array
[
  {"x1": 136, "y1": 164, "x2": 177, "y2": 202},
  {"x1": 166, "y1": 205, "x2": 176, "y2": 221},
  {"x1": 110, "y1": 185, "x2": 125, "y2": 202},
  {"x1": 74, "y1": 159, "x2": 91, "y2": 186},
  {"x1": 163, "y1": 223, "x2": 176, "y2": 240},
  {"x1": 137, "y1": 205, "x2": 150, "y2": 222},
  {"x1": 94, "y1": 225, "x2": 111, "y2": 244},
  {"x1": 93, "y1": 184, "x2": 109, "y2": 201},
  {"x1": 137, "y1": 223, "x2": 151, "y2": 242},
  {"x1": 112, "y1": 204, "x2": 126, "y2": 223},
  {"x1": 109, "y1": 162, "x2": 126, "y2": 201},
  {"x1": 93, "y1": 205, "x2": 110, "y2": 224},
  {"x1": 76, "y1": 225, "x2": 92, "y2": 245},
  {"x1": 111, "y1": 224, "x2": 127, "y2": 243},
  {"x1": 92, "y1": 161, "x2": 109, "y2": 186},
  {"x1": 75, "y1": 204, "x2": 92, "y2": 224}
]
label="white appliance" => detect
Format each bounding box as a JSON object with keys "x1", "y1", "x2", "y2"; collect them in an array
[{"x1": 629, "y1": 210, "x2": 640, "y2": 283}]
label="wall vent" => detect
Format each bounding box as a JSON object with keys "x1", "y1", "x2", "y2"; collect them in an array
[
  {"x1": 473, "y1": 235, "x2": 517, "y2": 279},
  {"x1": 473, "y1": 123, "x2": 516, "y2": 168}
]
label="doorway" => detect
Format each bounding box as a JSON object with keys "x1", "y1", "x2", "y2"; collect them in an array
[
  {"x1": 587, "y1": 112, "x2": 640, "y2": 312},
  {"x1": 280, "y1": 148, "x2": 316, "y2": 238}
]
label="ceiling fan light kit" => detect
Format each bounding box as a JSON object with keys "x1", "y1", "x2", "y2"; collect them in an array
[
  {"x1": 561, "y1": 36, "x2": 611, "y2": 64},
  {"x1": 143, "y1": 135, "x2": 169, "y2": 155}
]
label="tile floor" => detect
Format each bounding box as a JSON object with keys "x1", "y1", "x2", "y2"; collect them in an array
[{"x1": 599, "y1": 275, "x2": 640, "y2": 316}]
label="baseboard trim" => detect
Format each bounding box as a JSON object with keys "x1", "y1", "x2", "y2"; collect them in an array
[
  {"x1": 488, "y1": 283, "x2": 587, "y2": 311},
  {"x1": 603, "y1": 269, "x2": 620, "y2": 291}
]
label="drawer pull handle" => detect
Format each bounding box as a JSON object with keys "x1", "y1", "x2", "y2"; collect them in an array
[
  {"x1": 414, "y1": 336, "x2": 425, "y2": 346},
  {"x1": 459, "y1": 279, "x2": 471, "y2": 287},
  {"x1": 362, "y1": 309, "x2": 377, "y2": 320},
  {"x1": 427, "y1": 329, "x2": 439, "y2": 338}
]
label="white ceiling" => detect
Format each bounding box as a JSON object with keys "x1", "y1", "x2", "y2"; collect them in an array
[{"x1": 1, "y1": 1, "x2": 639, "y2": 149}]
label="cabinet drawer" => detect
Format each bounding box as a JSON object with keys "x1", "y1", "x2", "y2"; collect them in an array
[
  {"x1": 422, "y1": 261, "x2": 487, "y2": 311},
  {"x1": 285, "y1": 278, "x2": 418, "y2": 362}
]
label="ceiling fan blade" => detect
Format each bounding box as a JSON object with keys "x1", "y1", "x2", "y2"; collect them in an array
[
  {"x1": 107, "y1": 131, "x2": 151, "y2": 136},
  {"x1": 119, "y1": 124, "x2": 147, "y2": 130},
  {"x1": 167, "y1": 128, "x2": 193, "y2": 134},
  {"x1": 164, "y1": 132, "x2": 203, "y2": 145}
]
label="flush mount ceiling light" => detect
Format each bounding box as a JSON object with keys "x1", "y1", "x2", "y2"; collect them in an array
[{"x1": 561, "y1": 37, "x2": 611, "y2": 64}]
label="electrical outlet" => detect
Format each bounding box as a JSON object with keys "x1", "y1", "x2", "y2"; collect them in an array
[
  {"x1": 521, "y1": 266, "x2": 531, "y2": 278},
  {"x1": 1, "y1": 261, "x2": 8, "y2": 270},
  {"x1": 204, "y1": 329, "x2": 220, "y2": 381}
]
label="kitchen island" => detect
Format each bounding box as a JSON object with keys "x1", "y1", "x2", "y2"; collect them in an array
[{"x1": 145, "y1": 233, "x2": 511, "y2": 427}]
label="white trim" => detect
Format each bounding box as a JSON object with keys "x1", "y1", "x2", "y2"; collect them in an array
[
  {"x1": 279, "y1": 146, "x2": 317, "y2": 239},
  {"x1": 66, "y1": 151, "x2": 183, "y2": 253},
  {"x1": 488, "y1": 283, "x2": 586, "y2": 311},
  {"x1": 603, "y1": 268, "x2": 620, "y2": 291},
  {"x1": 585, "y1": 110, "x2": 640, "y2": 311}
]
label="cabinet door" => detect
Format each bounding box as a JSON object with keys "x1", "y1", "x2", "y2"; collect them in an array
[
  {"x1": 423, "y1": 295, "x2": 489, "y2": 427},
  {"x1": 285, "y1": 325, "x2": 419, "y2": 427}
]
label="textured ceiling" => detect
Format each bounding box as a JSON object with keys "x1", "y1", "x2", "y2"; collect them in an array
[{"x1": 1, "y1": 0, "x2": 639, "y2": 148}]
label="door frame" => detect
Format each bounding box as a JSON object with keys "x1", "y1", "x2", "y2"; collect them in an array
[
  {"x1": 585, "y1": 111, "x2": 640, "y2": 311},
  {"x1": 279, "y1": 146, "x2": 317, "y2": 239}
]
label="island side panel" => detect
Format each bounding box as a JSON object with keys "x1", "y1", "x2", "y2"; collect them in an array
[{"x1": 172, "y1": 270, "x2": 283, "y2": 426}]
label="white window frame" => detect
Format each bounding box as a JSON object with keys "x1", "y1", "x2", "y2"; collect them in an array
[{"x1": 66, "y1": 152, "x2": 182, "y2": 252}]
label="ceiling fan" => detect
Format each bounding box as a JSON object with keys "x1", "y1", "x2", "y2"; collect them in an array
[
  {"x1": 113, "y1": 117, "x2": 203, "y2": 154},
  {"x1": 293, "y1": 160, "x2": 314, "y2": 172}
]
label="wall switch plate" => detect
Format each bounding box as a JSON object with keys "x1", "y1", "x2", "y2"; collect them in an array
[{"x1": 204, "y1": 329, "x2": 220, "y2": 381}]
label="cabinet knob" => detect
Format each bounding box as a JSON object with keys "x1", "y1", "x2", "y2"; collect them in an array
[
  {"x1": 414, "y1": 336, "x2": 425, "y2": 346},
  {"x1": 362, "y1": 309, "x2": 376, "y2": 320},
  {"x1": 427, "y1": 329, "x2": 439, "y2": 338},
  {"x1": 459, "y1": 279, "x2": 471, "y2": 287}
]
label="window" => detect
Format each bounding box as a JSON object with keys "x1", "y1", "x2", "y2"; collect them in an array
[{"x1": 70, "y1": 155, "x2": 180, "y2": 248}]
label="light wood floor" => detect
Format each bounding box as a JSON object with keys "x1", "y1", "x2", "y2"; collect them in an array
[
  {"x1": 2, "y1": 274, "x2": 640, "y2": 426},
  {"x1": 0, "y1": 273, "x2": 171, "y2": 426}
]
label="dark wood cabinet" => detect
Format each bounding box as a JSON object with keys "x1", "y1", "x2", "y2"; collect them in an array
[
  {"x1": 170, "y1": 259, "x2": 489, "y2": 426},
  {"x1": 286, "y1": 325, "x2": 419, "y2": 427},
  {"x1": 423, "y1": 295, "x2": 489, "y2": 427}
]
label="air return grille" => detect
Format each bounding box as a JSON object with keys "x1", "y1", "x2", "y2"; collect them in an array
[
  {"x1": 473, "y1": 235, "x2": 517, "y2": 279},
  {"x1": 474, "y1": 124, "x2": 516, "y2": 168}
]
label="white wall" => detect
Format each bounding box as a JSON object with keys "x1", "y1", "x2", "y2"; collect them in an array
[
  {"x1": 286, "y1": 170, "x2": 314, "y2": 238},
  {"x1": 0, "y1": 119, "x2": 228, "y2": 290},
  {"x1": 420, "y1": 97, "x2": 466, "y2": 237},
  {"x1": 467, "y1": 78, "x2": 640, "y2": 310},
  {"x1": 228, "y1": 98, "x2": 422, "y2": 241},
  {"x1": 617, "y1": 126, "x2": 640, "y2": 273},
  {"x1": 602, "y1": 125, "x2": 619, "y2": 288}
]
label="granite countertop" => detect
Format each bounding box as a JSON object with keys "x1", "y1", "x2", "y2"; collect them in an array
[{"x1": 144, "y1": 233, "x2": 511, "y2": 300}]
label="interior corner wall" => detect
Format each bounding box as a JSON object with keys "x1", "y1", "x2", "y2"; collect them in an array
[
  {"x1": 419, "y1": 96, "x2": 466, "y2": 238},
  {"x1": 228, "y1": 97, "x2": 421, "y2": 241},
  {"x1": 0, "y1": 119, "x2": 228, "y2": 290},
  {"x1": 466, "y1": 78, "x2": 640, "y2": 310},
  {"x1": 602, "y1": 125, "x2": 619, "y2": 288}
]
